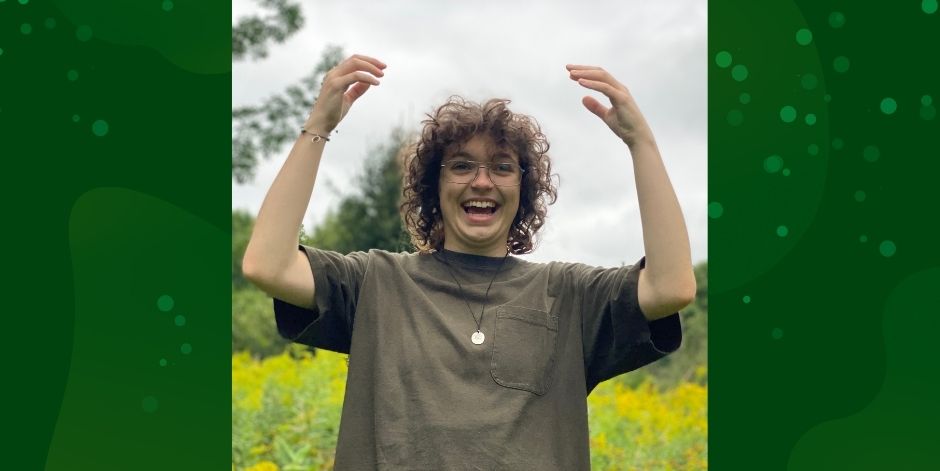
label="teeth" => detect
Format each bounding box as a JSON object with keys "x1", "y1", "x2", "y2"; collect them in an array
[{"x1": 463, "y1": 201, "x2": 496, "y2": 208}]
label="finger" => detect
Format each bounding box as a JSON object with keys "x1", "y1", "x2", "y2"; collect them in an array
[
  {"x1": 333, "y1": 71, "x2": 380, "y2": 91},
  {"x1": 576, "y1": 78, "x2": 626, "y2": 106},
  {"x1": 566, "y1": 64, "x2": 602, "y2": 71},
  {"x1": 350, "y1": 53, "x2": 387, "y2": 70},
  {"x1": 582, "y1": 96, "x2": 608, "y2": 120},
  {"x1": 334, "y1": 57, "x2": 385, "y2": 78},
  {"x1": 345, "y1": 81, "x2": 372, "y2": 103},
  {"x1": 569, "y1": 69, "x2": 625, "y2": 92}
]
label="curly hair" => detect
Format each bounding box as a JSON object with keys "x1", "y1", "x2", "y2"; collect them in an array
[{"x1": 400, "y1": 96, "x2": 558, "y2": 255}]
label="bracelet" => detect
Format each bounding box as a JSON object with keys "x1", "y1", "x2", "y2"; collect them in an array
[{"x1": 300, "y1": 128, "x2": 330, "y2": 143}]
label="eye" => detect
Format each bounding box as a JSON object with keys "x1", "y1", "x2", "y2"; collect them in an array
[
  {"x1": 448, "y1": 161, "x2": 475, "y2": 173},
  {"x1": 493, "y1": 163, "x2": 516, "y2": 174}
]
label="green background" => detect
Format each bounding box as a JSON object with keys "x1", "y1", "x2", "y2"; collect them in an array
[{"x1": 2, "y1": 0, "x2": 938, "y2": 469}]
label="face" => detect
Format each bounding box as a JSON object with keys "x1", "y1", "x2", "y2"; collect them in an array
[{"x1": 438, "y1": 134, "x2": 522, "y2": 257}]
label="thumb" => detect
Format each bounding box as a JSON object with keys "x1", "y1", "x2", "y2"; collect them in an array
[{"x1": 581, "y1": 96, "x2": 608, "y2": 120}]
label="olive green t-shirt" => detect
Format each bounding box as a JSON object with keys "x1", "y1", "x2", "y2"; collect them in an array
[{"x1": 273, "y1": 246, "x2": 681, "y2": 470}]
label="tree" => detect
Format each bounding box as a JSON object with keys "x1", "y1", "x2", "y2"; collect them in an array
[
  {"x1": 232, "y1": 1, "x2": 344, "y2": 183},
  {"x1": 306, "y1": 128, "x2": 414, "y2": 254}
]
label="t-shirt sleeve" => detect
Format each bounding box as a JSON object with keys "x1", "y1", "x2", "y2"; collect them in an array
[
  {"x1": 567, "y1": 257, "x2": 683, "y2": 394},
  {"x1": 271, "y1": 245, "x2": 371, "y2": 354}
]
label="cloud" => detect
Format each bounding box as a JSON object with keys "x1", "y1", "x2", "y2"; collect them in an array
[{"x1": 233, "y1": 0, "x2": 707, "y2": 265}]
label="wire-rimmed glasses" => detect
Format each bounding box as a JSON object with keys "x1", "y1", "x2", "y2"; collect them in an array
[{"x1": 440, "y1": 160, "x2": 525, "y2": 186}]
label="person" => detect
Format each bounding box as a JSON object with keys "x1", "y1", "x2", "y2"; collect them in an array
[{"x1": 242, "y1": 53, "x2": 696, "y2": 470}]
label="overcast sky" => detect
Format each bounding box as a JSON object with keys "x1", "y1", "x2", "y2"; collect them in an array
[{"x1": 233, "y1": 0, "x2": 707, "y2": 267}]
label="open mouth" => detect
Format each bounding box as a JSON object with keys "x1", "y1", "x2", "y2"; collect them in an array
[{"x1": 462, "y1": 200, "x2": 500, "y2": 215}]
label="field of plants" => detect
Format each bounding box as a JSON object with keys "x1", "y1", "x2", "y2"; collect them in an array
[{"x1": 233, "y1": 347, "x2": 707, "y2": 470}]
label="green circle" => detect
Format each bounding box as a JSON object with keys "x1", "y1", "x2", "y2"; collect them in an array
[
  {"x1": 743, "y1": 295, "x2": 751, "y2": 304},
  {"x1": 782, "y1": 168, "x2": 791, "y2": 177},
  {"x1": 776, "y1": 225, "x2": 789, "y2": 237},
  {"x1": 162, "y1": 0, "x2": 174, "y2": 11},
  {"x1": 181, "y1": 343, "x2": 192, "y2": 354},
  {"x1": 159, "y1": 358, "x2": 167, "y2": 367},
  {"x1": 727, "y1": 109, "x2": 744, "y2": 126},
  {"x1": 715, "y1": 51, "x2": 733, "y2": 68},
  {"x1": 779, "y1": 105, "x2": 797, "y2": 123},
  {"x1": 18, "y1": 0, "x2": 29, "y2": 4},
  {"x1": 824, "y1": 94, "x2": 832, "y2": 102},
  {"x1": 860, "y1": 235, "x2": 868, "y2": 243},
  {"x1": 829, "y1": 11, "x2": 846, "y2": 28},
  {"x1": 922, "y1": 95, "x2": 933, "y2": 106},
  {"x1": 71, "y1": 114, "x2": 80, "y2": 122},
  {"x1": 804, "y1": 113, "x2": 817, "y2": 125},
  {"x1": 795, "y1": 28, "x2": 813, "y2": 46},
  {"x1": 174, "y1": 315, "x2": 186, "y2": 327},
  {"x1": 76, "y1": 25, "x2": 93, "y2": 42},
  {"x1": 808, "y1": 144, "x2": 819, "y2": 155},
  {"x1": 739, "y1": 92, "x2": 751, "y2": 104},
  {"x1": 764, "y1": 154, "x2": 784, "y2": 173},
  {"x1": 45, "y1": 18, "x2": 56, "y2": 29},
  {"x1": 142, "y1": 396, "x2": 158, "y2": 413},
  {"x1": 92, "y1": 120, "x2": 109, "y2": 136},
  {"x1": 0, "y1": 48, "x2": 4, "y2": 56},
  {"x1": 771, "y1": 328, "x2": 784, "y2": 340},
  {"x1": 833, "y1": 56, "x2": 850, "y2": 73},
  {"x1": 863, "y1": 145, "x2": 880, "y2": 162},
  {"x1": 920, "y1": 105, "x2": 936, "y2": 120},
  {"x1": 708, "y1": 202, "x2": 724, "y2": 219},
  {"x1": 800, "y1": 74, "x2": 818, "y2": 90},
  {"x1": 924, "y1": 0, "x2": 938, "y2": 14},
  {"x1": 66, "y1": 69, "x2": 78, "y2": 81},
  {"x1": 854, "y1": 190, "x2": 866, "y2": 202},
  {"x1": 832, "y1": 137, "x2": 844, "y2": 149},
  {"x1": 732, "y1": 64, "x2": 749, "y2": 82},
  {"x1": 880, "y1": 240, "x2": 896, "y2": 257},
  {"x1": 880, "y1": 97, "x2": 897, "y2": 114},
  {"x1": 21, "y1": 23, "x2": 33, "y2": 35},
  {"x1": 157, "y1": 295, "x2": 174, "y2": 312}
]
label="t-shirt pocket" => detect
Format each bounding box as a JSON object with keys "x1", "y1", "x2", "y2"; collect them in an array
[{"x1": 490, "y1": 305, "x2": 559, "y2": 395}]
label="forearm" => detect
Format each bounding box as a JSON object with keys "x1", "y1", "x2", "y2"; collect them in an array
[
  {"x1": 629, "y1": 136, "x2": 695, "y2": 297},
  {"x1": 242, "y1": 132, "x2": 327, "y2": 279}
]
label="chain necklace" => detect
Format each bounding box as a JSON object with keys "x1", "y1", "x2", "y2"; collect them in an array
[{"x1": 438, "y1": 249, "x2": 510, "y2": 345}]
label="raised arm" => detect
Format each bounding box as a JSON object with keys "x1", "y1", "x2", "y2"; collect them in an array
[
  {"x1": 242, "y1": 54, "x2": 386, "y2": 308},
  {"x1": 566, "y1": 64, "x2": 696, "y2": 320}
]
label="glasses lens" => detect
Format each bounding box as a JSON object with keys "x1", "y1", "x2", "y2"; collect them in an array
[{"x1": 444, "y1": 161, "x2": 521, "y2": 185}]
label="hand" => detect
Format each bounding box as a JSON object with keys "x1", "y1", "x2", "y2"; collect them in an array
[
  {"x1": 305, "y1": 54, "x2": 387, "y2": 134},
  {"x1": 566, "y1": 64, "x2": 653, "y2": 148}
]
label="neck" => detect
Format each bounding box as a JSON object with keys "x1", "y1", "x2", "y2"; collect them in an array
[{"x1": 442, "y1": 242, "x2": 508, "y2": 258}]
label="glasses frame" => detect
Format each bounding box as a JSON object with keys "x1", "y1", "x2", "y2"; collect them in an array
[{"x1": 440, "y1": 160, "x2": 526, "y2": 187}]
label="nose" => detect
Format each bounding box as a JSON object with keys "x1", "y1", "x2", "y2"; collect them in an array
[{"x1": 470, "y1": 165, "x2": 496, "y2": 189}]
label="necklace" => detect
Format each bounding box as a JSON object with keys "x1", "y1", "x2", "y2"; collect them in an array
[{"x1": 439, "y1": 249, "x2": 510, "y2": 345}]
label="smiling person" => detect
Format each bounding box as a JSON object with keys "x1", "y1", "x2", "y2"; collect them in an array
[{"x1": 242, "y1": 54, "x2": 696, "y2": 470}]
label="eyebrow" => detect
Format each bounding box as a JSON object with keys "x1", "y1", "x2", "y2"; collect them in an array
[{"x1": 450, "y1": 150, "x2": 516, "y2": 161}]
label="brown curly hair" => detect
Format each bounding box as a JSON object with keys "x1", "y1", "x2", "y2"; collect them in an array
[{"x1": 400, "y1": 96, "x2": 558, "y2": 254}]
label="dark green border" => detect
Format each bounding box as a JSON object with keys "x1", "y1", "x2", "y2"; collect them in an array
[
  {"x1": 4, "y1": 0, "x2": 939, "y2": 468},
  {"x1": 710, "y1": 0, "x2": 939, "y2": 468},
  {"x1": 2, "y1": 0, "x2": 230, "y2": 469}
]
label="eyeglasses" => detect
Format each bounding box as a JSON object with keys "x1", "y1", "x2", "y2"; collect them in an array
[{"x1": 440, "y1": 160, "x2": 525, "y2": 186}]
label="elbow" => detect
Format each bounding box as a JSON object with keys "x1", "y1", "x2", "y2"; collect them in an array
[
  {"x1": 661, "y1": 274, "x2": 697, "y2": 312},
  {"x1": 241, "y1": 251, "x2": 268, "y2": 283},
  {"x1": 675, "y1": 275, "x2": 697, "y2": 309}
]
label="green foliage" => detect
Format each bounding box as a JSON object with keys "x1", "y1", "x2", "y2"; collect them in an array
[
  {"x1": 232, "y1": 0, "x2": 304, "y2": 62},
  {"x1": 233, "y1": 209, "x2": 254, "y2": 289},
  {"x1": 232, "y1": 45, "x2": 344, "y2": 183},
  {"x1": 233, "y1": 287, "x2": 290, "y2": 357},
  {"x1": 307, "y1": 128, "x2": 414, "y2": 254}
]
